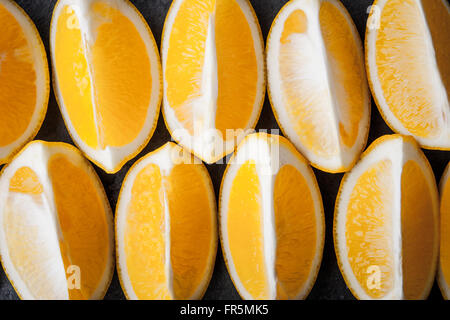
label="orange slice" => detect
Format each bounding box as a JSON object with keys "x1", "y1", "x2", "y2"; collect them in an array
[
  {"x1": 0, "y1": 141, "x2": 114, "y2": 299},
  {"x1": 366, "y1": 0, "x2": 450, "y2": 150},
  {"x1": 0, "y1": 0, "x2": 49, "y2": 165},
  {"x1": 266, "y1": 0, "x2": 370, "y2": 173},
  {"x1": 439, "y1": 161, "x2": 450, "y2": 299},
  {"x1": 162, "y1": 0, "x2": 265, "y2": 164},
  {"x1": 334, "y1": 135, "x2": 439, "y2": 300},
  {"x1": 219, "y1": 133, "x2": 324, "y2": 299},
  {"x1": 50, "y1": 0, "x2": 162, "y2": 173},
  {"x1": 116, "y1": 142, "x2": 217, "y2": 299}
]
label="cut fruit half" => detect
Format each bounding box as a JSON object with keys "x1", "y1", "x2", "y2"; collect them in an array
[
  {"x1": 162, "y1": 0, "x2": 265, "y2": 164},
  {"x1": 0, "y1": 141, "x2": 114, "y2": 300},
  {"x1": 439, "y1": 161, "x2": 450, "y2": 300},
  {"x1": 219, "y1": 133, "x2": 324, "y2": 300},
  {"x1": 116, "y1": 142, "x2": 217, "y2": 300},
  {"x1": 50, "y1": 0, "x2": 162, "y2": 173},
  {"x1": 266, "y1": 0, "x2": 370, "y2": 173},
  {"x1": 334, "y1": 135, "x2": 439, "y2": 300},
  {"x1": 0, "y1": 0, "x2": 49, "y2": 165},
  {"x1": 366, "y1": 0, "x2": 450, "y2": 150}
]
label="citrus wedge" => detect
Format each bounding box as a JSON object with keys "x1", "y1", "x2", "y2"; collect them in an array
[
  {"x1": 0, "y1": 0, "x2": 49, "y2": 165},
  {"x1": 334, "y1": 135, "x2": 439, "y2": 300},
  {"x1": 0, "y1": 141, "x2": 114, "y2": 300},
  {"x1": 366, "y1": 0, "x2": 450, "y2": 150},
  {"x1": 219, "y1": 133, "x2": 324, "y2": 300},
  {"x1": 439, "y1": 161, "x2": 450, "y2": 299},
  {"x1": 116, "y1": 142, "x2": 217, "y2": 300},
  {"x1": 50, "y1": 0, "x2": 162, "y2": 173},
  {"x1": 162, "y1": 0, "x2": 265, "y2": 164},
  {"x1": 266, "y1": 0, "x2": 370, "y2": 173}
]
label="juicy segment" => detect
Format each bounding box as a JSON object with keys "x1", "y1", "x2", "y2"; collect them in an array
[
  {"x1": 274, "y1": 164, "x2": 317, "y2": 299},
  {"x1": 275, "y1": 1, "x2": 366, "y2": 168},
  {"x1": 54, "y1": 1, "x2": 152, "y2": 149},
  {"x1": 123, "y1": 159, "x2": 215, "y2": 300},
  {"x1": 441, "y1": 166, "x2": 450, "y2": 296},
  {"x1": 3, "y1": 152, "x2": 111, "y2": 299},
  {"x1": 374, "y1": 0, "x2": 449, "y2": 142},
  {"x1": 345, "y1": 160, "x2": 396, "y2": 299},
  {"x1": 226, "y1": 156, "x2": 320, "y2": 299},
  {"x1": 0, "y1": 4, "x2": 37, "y2": 146},
  {"x1": 227, "y1": 160, "x2": 269, "y2": 299},
  {"x1": 164, "y1": 0, "x2": 261, "y2": 161},
  {"x1": 337, "y1": 136, "x2": 439, "y2": 300},
  {"x1": 400, "y1": 160, "x2": 436, "y2": 299}
]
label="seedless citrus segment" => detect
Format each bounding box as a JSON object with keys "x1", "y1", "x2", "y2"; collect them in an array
[
  {"x1": 90, "y1": 1, "x2": 152, "y2": 148},
  {"x1": 124, "y1": 164, "x2": 171, "y2": 300},
  {"x1": 220, "y1": 133, "x2": 324, "y2": 300},
  {"x1": 274, "y1": 164, "x2": 317, "y2": 299},
  {"x1": 51, "y1": 0, "x2": 162, "y2": 173},
  {"x1": 0, "y1": 141, "x2": 114, "y2": 300},
  {"x1": 440, "y1": 163, "x2": 450, "y2": 299},
  {"x1": 267, "y1": 0, "x2": 370, "y2": 173},
  {"x1": 214, "y1": 0, "x2": 258, "y2": 136},
  {"x1": 345, "y1": 160, "x2": 395, "y2": 299},
  {"x1": 400, "y1": 160, "x2": 437, "y2": 299},
  {"x1": 166, "y1": 164, "x2": 215, "y2": 299},
  {"x1": 49, "y1": 154, "x2": 111, "y2": 300},
  {"x1": 116, "y1": 142, "x2": 217, "y2": 300},
  {"x1": 227, "y1": 160, "x2": 269, "y2": 300},
  {"x1": 163, "y1": 0, "x2": 264, "y2": 163},
  {"x1": 54, "y1": 6, "x2": 98, "y2": 148},
  {"x1": 0, "y1": 0, "x2": 49, "y2": 164},
  {"x1": 335, "y1": 135, "x2": 440, "y2": 300}
]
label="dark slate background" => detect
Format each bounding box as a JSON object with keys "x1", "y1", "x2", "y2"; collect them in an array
[{"x1": 2, "y1": 0, "x2": 448, "y2": 300}]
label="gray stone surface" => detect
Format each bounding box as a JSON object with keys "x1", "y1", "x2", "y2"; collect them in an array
[{"x1": 2, "y1": 0, "x2": 447, "y2": 300}]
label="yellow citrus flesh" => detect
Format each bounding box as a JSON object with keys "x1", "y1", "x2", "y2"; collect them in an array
[
  {"x1": 370, "y1": 0, "x2": 449, "y2": 147},
  {"x1": 345, "y1": 160, "x2": 395, "y2": 299},
  {"x1": 222, "y1": 133, "x2": 323, "y2": 300},
  {"x1": 54, "y1": 2, "x2": 151, "y2": 149},
  {"x1": 163, "y1": 0, "x2": 263, "y2": 163},
  {"x1": 1, "y1": 142, "x2": 113, "y2": 300},
  {"x1": 0, "y1": 4, "x2": 37, "y2": 147},
  {"x1": 400, "y1": 160, "x2": 436, "y2": 299},
  {"x1": 124, "y1": 164, "x2": 171, "y2": 300},
  {"x1": 120, "y1": 143, "x2": 216, "y2": 300},
  {"x1": 268, "y1": 0, "x2": 368, "y2": 172},
  {"x1": 48, "y1": 154, "x2": 110, "y2": 300},
  {"x1": 227, "y1": 160, "x2": 269, "y2": 300},
  {"x1": 336, "y1": 135, "x2": 439, "y2": 300},
  {"x1": 274, "y1": 164, "x2": 317, "y2": 300},
  {"x1": 440, "y1": 164, "x2": 450, "y2": 298}
]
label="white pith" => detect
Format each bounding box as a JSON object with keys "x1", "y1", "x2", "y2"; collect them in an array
[
  {"x1": 50, "y1": 0, "x2": 162, "y2": 173},
  {"x1": 0, "y1": 141, "x2": 114, "y2": 300},
  {"x1": 266, "y1": 0, "x2": 370, "y2": 172},
  {"x1": 335, "y1": 136, "x2": 440, "y2": 300},
  {"x1": 438, "y1": 162, "x2": 450, "y2": 300},
  {"x1": 0, "y1": 0, "x2": 48, "y2": 162},
  {"x1": 220, "y1": 133, "x2": 324, "y2": 300},
  {"x1": 162, "y1": 0, "x2": 265, "y2": 164},
  {"x1": 366, "y1": 0, "x2": 450, "y2": 149},
  {"x1": 116, "y1": 142, "x2": 216, "y2": 300}
]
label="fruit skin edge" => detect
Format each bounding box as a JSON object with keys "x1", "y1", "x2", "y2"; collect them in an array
[
  {"x1": 332, "y1": 134, "x2": 439, "y2": 300},
  {"x1": 0, "y1": 0, "x2": 50, "y2": 166},
  {"x1": 160, "y1": 0, "x2": 267, "y2": 165},
  {"x1": 266, "y1": 0, "x2": 371, "y2": 174},
  {"x1": 365, "y1": 0, "x2": 450, "y2": 152},
  {"x1": 0, "y1": 140, "x2": 115, "y2": 300},
  {"x1": 114, "y1": 142, "x2": 218, "y2": 300},
  {"x1": 218, "y1": 132, "x2": 325, "y2": 300},
  {"x1": 49, "y1": 0, "x2": 163, "y2": 174}
]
